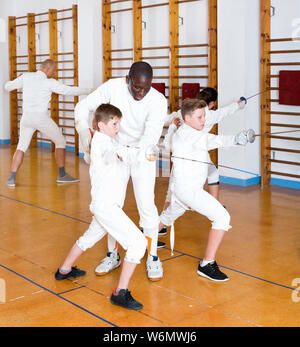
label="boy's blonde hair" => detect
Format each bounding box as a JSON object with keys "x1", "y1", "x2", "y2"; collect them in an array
[
  {"x1": 181, "y1": 98, "x2": 207, "y2": 120},
  {"x1": 94, "y1": 103, "x2": 122, "y2": 131}
]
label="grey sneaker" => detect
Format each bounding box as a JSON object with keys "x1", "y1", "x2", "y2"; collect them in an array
[
  {"x1": 56, "y1": 173, "x2": 80, "y2": 183},
  {"x1": 6, "y1": 177, "x2": 16, "y2": 187}
]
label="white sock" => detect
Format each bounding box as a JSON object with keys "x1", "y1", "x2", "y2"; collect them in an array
[{"x1": 200, "y1": 259, "x2": 214, "y2": 267}]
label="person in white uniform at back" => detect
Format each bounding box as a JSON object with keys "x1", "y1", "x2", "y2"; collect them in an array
[
  {"x1": 159, "y1": 98, "x2": 254, "y2": 282},
  {"x1": 4, "y1": 59, "x2": 91, "y2": 187},
  {"x1": 74, "y1": 62, "x2": 168, "y2": 281}
]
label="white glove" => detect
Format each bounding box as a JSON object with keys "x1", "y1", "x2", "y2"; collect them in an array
[
  {"x1": 247, "y1": 129, "x2": 255, "y2": 143},
  {"x1": 79, "y1": 128, "x2": 92, "y2": 153},
  {"x1": 234, "y1": 130, "x2": 248, "y2": 146},
  {"x1": 145, "y1": 145, "x2": 159, "y2": 162},
  {"x1": 116, "y1": 145, "x2": 158, "y2": 163}
]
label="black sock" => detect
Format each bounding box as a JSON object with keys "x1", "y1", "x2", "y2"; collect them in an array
[{"x1": 58, "y1": 167, "x2": 66, "y2": 178}]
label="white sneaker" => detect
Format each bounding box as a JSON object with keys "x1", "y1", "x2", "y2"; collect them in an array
[
  {"x1": 6, "y1": 177, "x2": 16, "y2": 187},
  {"x1": 146, "y1": 256, "x2": 163, "y2": 281},
  {"x1": 95, "y1": 252, "x2": 121, "y2": 276}
]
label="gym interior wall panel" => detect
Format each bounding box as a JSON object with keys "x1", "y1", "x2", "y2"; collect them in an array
[{"x1": 268, "y1": 0, "x2": 300, "y2": 183}]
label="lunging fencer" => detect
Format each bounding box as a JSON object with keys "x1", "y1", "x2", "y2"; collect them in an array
[
  {"x1": 55, "y1": 104, "x2": 149, "y2": 310},
  {"x1": 159, "y1": 99, "x2": 255, "y2": 282},
  {"x1": 163, "y1": 87, "x2": 246, "y2": 209},
  {"x1": 74, "y1": 62, "x2": 168, "y2": 281},
  {"x1": 4, "y1": 59, "x2": 91, "y2": 187}
]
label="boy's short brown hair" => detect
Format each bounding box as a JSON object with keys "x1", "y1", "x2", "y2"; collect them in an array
[
  {"x1": 94, "y1": 103, "x2": 122, "y2": 130},
  {"x1": 181, "y1": 98, "x2": 207, "y2": 120}
]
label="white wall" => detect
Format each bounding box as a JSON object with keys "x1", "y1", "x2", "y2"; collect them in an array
[
  {"x1": 269, "y1": 0, "x2": 300, "y2": 182},
  {"x1": 78, "y1": 0, "x2": 101, "y2": 89},
  {"x1": 0, "y1": 0, "x2": 10, "y2": 141},
  {"x1": 218, "y1": 0, "x2": 260, "y2": 181},
  {"x1": 218, "y1": 0, "x2": 300, "y2": 184}
]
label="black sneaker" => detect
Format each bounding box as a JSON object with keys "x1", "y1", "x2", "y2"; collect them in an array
[
  {"x1": 197, "y1": 261, "x2": 228, "y2": 282},
  {"x1": 55, "y1": 266, "x2": 86, "y2": 280},
  {"x1": 159, "y1": 227, "x2": 167, "y2": 236},
  {"x1": 110, "y1": 288, "x2": 143, "y2": 310}
]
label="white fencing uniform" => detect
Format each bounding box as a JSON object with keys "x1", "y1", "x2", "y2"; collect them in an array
[
  {"x1": 160, "y1": 123, "x2": 238, "y2": 251},
  {"x1": 75, "y1": 78, "x2": 167, "y2": 256},
  {"x1": 4, "y1": 71, "x2": 90, "y2": 152},
  {"x1": 76, "y1": 131, "x2": 147, "y2": 263},
  {"x1": 163, "y1": 102, "x2": 241, "y2": 202}
]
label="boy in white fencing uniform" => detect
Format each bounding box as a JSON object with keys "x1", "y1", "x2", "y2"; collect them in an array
[
  {"x1": 160, "y1": 98, "x2": 254, "y2": 282},
  {"x1": 74, "y1": 62, "x2": 167, "y2": 281},
  {"x1": 163, "y1": 87, "x2": 246, "y2": 205},
  {"x1": 159, "y1": 88, "x2": 246, "y2": 236},
  {"x1": 4, "y1": 59, "x2": 91, "y2": 187},
  {"x1": 55, "y1": 104, "x2": 148, "y2": 310}
]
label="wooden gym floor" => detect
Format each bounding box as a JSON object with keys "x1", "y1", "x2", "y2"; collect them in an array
[{"x1": 0, "y1": 144, "x2": 299, "y2": 327}]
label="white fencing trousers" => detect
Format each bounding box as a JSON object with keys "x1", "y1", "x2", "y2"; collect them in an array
[
  {"x1": 164, "y1": 158, "x2": 220, "y2": 206},
  {"x1": 160, "y1": 185, "x2": 232, "y2": 232},
  {"x1": 17, "y1": 112, "x2": 66, "y2": 153},
  {"x1": 107, "y1": 160, "x2": 160, "y2": 257},
  {"x1": 76, "y1": 204, "x2": 147, "y2": 264},
  {"x1": 207, "y1": 153, "x2": 220, "y2": 185}
]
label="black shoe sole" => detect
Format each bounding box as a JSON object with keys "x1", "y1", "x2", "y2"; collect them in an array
[
  {"x1": 158, "y1": 230, "x2": 167, "y2": 236},
  {"x1": 110, "y1": 298, "x2": 143, "y2": 310},
  {"x1": 157, "y1": 241, "x2": 166, "y2": 248},
  {"x1": 197, "y1": 270, "x2": 229, "y2": 282}
]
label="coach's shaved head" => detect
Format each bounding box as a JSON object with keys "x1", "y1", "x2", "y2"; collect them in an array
[
  {"x1": 128, "y1": 61, "x2": 153, "y2": 80},
  {"x1": 126, "y1": 62, "x2": 153, "y2": 101}
]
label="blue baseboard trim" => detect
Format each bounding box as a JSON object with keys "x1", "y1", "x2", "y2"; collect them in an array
[
  {"x1": 220, "y1": 175, "x2": 300, "y2": 190},
  {"x1": 37, "y1": 141, "x2": 75, "y2": 153},
  {"x1": 37, "y1": 141, "x2": 85, "y2": 158},
  {"x1": 37, "y1": 141, "x2": 51, "y2": 149},
  {"x1": 65, "y1": 145, "x2": 75, "y2": 153},
  {"x1": 0, "y1": 139, "x2": 11, "y2": 144},
  {"x1": 220, "y1": 175, "x2": 261, "y2": 187},
  {"x1": 271, "y1": 177, "x2": 300, "y2": 190}
]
